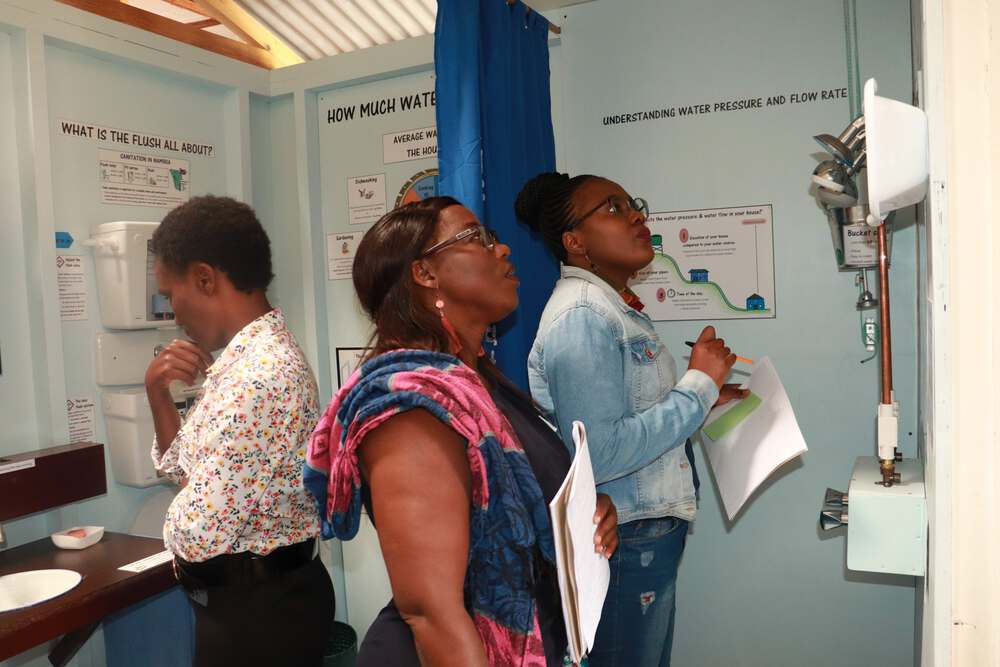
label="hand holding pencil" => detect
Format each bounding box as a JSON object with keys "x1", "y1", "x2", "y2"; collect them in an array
[
  {"x1": 685, "y1": 326, "x2": 742, "y2": 390},
  {"x1": 684, "y1": 341, "x2": 753, "y2": 365}
]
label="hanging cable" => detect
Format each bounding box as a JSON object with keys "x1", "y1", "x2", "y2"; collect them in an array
[{"x1": 843, "y1": 0, "x2": 863, "y2": 119}]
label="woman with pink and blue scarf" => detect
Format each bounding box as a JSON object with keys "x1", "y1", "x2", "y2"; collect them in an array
[{"x1": 305, "y1": 197, "x2": 620, "y2": 667}]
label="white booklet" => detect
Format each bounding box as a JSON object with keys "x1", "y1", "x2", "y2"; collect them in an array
[
  {"x1": 701, "y1": 356, "x2": 808, "y2": 520},
  {"x1": 548, "y1": 421, "x2": 611, "y2": 663}
]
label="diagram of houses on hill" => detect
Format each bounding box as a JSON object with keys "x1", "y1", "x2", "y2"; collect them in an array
[{"x1": 633, "y1": 205, "x2": 775, "y2": 321}]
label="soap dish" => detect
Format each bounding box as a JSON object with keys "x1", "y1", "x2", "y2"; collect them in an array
[{"x1": 51, "y1": 526, "x2": 104, "y2": 550}]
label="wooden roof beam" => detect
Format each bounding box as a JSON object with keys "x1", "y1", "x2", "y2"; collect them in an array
[
  {"x1": 160, "y1": 0, "x2": 213, "y2": 16},
  {"x1": 56, "y1": 0, "x2": 275, "y2": 69},
  {"x1": 193, "y1": 0, "x2": 304, "y2": 67},
  {"x1": 121, "y1": 2, "x2": 222, "y2": 32},
  {"x1": 187, "y1": 17, "x2": 221, "y2": 29}
]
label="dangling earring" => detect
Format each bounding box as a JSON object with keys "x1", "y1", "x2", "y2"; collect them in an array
[
  {"x1": 435, "y1": 298, "x2": 464, "y2": 355},
  {"x1": 484, "y1": 324, "x2": 498, "y2": 362},
  {"x1": 585, "y1": 251, "x2": 600, "y2": 275}
]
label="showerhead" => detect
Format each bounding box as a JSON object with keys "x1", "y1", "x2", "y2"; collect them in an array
[
  {"x1": 814, "y1": 115, "x2": 866, "y2": 168},
  {"x1": 812, "y1": 160, "x2": 858, "y2": 207},
  {"x1": 816, "y1": 187, "x2": 858, "y2": 208},
  {"x1": 814, "y1": 133, "x2": 854, "y2": 166},
  {"x1": 855, "y1": 269, "x2": 879, "y2": 310},
  {"x1": 856, "y1": 289, "x2": 878, "y2": 310},
  {"x1": 813, "y1": 159, "x2": 850, "y2": 188}
]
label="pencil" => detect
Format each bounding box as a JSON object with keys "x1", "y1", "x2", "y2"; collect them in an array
[{"x1": 684, "y1": 340, "x2": 754, "y2": 365}]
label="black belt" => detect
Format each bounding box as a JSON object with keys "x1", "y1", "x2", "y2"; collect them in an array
[{"x1": 173, "y1": 538, "x2": 316, "y2": 589}]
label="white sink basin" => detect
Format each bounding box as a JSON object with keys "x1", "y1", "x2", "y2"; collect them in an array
[{"x1": 0, "y1": 569, "x2": 82, "y2": 613}]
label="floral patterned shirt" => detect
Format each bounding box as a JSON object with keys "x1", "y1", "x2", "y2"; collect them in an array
[{"x1": 152, "y1": 309, "x2": 320, "y2": 562}]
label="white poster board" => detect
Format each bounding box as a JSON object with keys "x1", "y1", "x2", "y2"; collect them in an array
[
  {"x1": 383, "y1": 126, "x2": 438, "y2": 164},
  {"x1": 99, "y1": 149, "x2": 190, "y2": 208},
  {"x1": 633, "y1": 205, "x2": 776, "y2": 321},
  {"x1": 327, "y1": 232, "x2": 364, "y2": 281},
  {"x1": 66, "y1": 397, "x2": 96, "y2": 443},
  {"x1": 56, "y1": 255, "x2": 88, "y2": 321},
  {"x1": 347, "y1": 173, "x2": 387, "y2": 225}
]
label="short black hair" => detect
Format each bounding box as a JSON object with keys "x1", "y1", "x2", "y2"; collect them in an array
[{"x1": 152, "y1": 195, "x2": 273, "y2": 292}]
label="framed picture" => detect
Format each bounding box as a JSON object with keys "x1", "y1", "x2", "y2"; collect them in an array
[{"x1": 335, "y1": 347, "x2": 370, "y2": 388}]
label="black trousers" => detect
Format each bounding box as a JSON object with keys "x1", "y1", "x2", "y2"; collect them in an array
[{"x1": 182, "y1": 556, "x2": 335, "y2": 667}]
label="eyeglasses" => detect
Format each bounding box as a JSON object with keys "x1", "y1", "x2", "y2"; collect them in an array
[
  {"x1": 567, "y1": 195, "x2": 650, "y2": 231},
  {"x1": 420, "y1": 223, "x2": 498, "y2": 258}
]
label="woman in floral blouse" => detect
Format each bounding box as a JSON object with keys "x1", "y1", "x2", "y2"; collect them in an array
[{"x1": 146, "y1": 195, "x2": 334, "y2": 667}]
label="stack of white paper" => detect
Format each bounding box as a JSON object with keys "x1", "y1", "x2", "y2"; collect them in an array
[
  {"x1": 548, "y1": 421, "x2": 610, "y2": 663},
  {"x1": 701, "y1": 356, "x2": 808, "y2": 520}
]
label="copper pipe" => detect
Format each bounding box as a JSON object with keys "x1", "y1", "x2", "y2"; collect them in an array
[
  {"x1": 877, "y1": 225, "x2": 893, "y2": 405},
  {"x1": 877, "y1": 224, "x2": 897, "y2": 486}
]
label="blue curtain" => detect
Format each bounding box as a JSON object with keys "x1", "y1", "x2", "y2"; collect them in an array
[{"x1": 435, "y1": 0, "x2": 558, "y2": 390}]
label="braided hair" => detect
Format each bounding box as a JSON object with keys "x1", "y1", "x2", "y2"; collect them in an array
[{"x1": 514, "y1": 172, "x2": 596, "y2": 262}]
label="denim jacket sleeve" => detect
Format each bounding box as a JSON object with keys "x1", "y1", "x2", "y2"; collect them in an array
[{"x1": 541, "y1": 305, "x2": 719, "y2": 484}]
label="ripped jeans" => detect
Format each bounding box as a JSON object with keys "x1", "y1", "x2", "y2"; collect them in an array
[{"x1": 588, "y1": 516, "x2": 688, "y2": 667}]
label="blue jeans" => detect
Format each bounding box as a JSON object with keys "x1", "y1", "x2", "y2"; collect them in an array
[{"x1": 587, "y1": 516, "x2": 688, "y2": 667}]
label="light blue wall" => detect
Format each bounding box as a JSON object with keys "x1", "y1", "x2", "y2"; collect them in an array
[
  {"x1": 0, "y1": 27, "x2": 52, "y2": 575},
  {"x1": 252, "y1": 92, "x2": 306, "y2": 339},
  {"x1": 551, "y1": 1, "x2": 917, "y2": 665},
  {"x1": 0, "y1": 32, "x2": 41, "y2": 454}
]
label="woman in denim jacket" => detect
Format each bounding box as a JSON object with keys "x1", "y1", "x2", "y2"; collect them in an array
[{"x1": 517, "y1": 172, "x2": 747, "y2": 666}]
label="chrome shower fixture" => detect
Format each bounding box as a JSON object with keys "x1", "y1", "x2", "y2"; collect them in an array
[
  {"x1": 812, "y1": 160, "x2": 859, "y2": 207},
  {"x1": 814, "y1": 115, "x2": 866, "y2": 169},
  {"x1": 856, "y1": 270, "x2": 878, "y2": 310}
]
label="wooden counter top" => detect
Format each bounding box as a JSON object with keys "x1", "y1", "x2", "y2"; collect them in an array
[{"x1": 0, "y1": 532, "x2": 176, "y2": 661}]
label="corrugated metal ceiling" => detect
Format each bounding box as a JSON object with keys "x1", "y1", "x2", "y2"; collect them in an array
[
  {"x1": 127, "y1": 0, "x2": 437, "y2": 62},
  {"x1": 105, "y1": 0, "x2": 577, "y2": 67},
  {"x1": 241, "y1": 0, "x2": 437, "y2": 59}
]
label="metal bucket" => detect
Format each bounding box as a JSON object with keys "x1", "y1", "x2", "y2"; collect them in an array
[{"x1": 826, "y1": 205, "x2": 891, "y2": 269}]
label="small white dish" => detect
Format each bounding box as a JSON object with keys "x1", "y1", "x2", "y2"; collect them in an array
[{"x1": 51, "y1": 526, "x2": 104, "y2": 550}]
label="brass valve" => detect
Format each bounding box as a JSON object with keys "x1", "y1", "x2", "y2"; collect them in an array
[{"x1": 879, "y1": 459, "x2": 901, "y2": 487}]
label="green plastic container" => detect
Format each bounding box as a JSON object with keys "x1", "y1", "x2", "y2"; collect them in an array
[{"x1": 323, "y1": 621, "x2": 358, "y2": 667}]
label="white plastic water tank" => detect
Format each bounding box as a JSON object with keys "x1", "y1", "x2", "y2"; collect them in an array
[
  {"x1": 87, "y1": 221, "x2": 175, "y2": 330},
  {"x1": 102, "y1": 388, "x2": 162, "y2": 487},
  {"x1": 102, "y1": 385, "x2": 199, "y2": 487}
]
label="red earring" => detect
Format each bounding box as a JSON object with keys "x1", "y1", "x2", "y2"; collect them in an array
[{"x1": 436, "y1": 299, "x2": 463, "y2": 355}]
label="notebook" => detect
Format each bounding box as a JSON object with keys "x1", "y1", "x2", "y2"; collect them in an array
[{"x1": 549, "y1": 421, "x2": 611, "y2": 663}]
